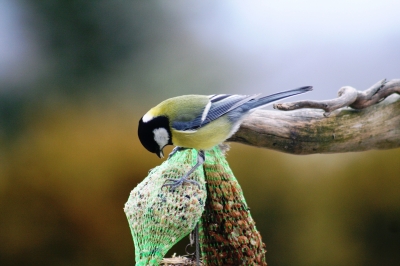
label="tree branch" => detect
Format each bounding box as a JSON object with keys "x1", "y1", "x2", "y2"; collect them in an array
[{"x1": 228, "y1": 79, "x2": 400, "y2": 155}]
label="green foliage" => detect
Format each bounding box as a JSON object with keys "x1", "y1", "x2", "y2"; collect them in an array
[{"x1": 22, "y1": 0, "x2": 166, "y2": 95}]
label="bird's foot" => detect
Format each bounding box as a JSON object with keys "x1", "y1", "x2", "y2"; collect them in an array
[
  {"x1": 162, "y1": 176, "x2": 200, "y2": 191},
  {"x1": 163, "y1": 150, "x2": 205, "y2": 191}
]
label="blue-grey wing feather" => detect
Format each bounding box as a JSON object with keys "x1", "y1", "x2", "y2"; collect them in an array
[
  {"x1": 172, "y1": 86, "x2": 313, "y2": 131},
  {"x1": 172, "y1": 116, "x2": 203, "y2": 131},
  {"x1": 204, "y1": 94, "x2": 259, "y2": 122},
  {"x1": 172, "y1": 94, "x2": 258, "y2": 131}
]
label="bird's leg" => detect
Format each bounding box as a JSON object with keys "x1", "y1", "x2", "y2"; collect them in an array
[
  {"x1": 167, "y1": 146, "x2": 188, "y2": 160},
  {"x1": 162, "y1": 150, "x2": 205, "y2": 191},
  {"x1": 186, "y1": 223, "x2": 200, "y2": 266},
  {"x1": 194, "y1": 223, "x2": 200, "y2": 266}
]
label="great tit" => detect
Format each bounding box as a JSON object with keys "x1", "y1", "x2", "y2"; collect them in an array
[{"x1": 138, "y1": 86, "x2": 312, "y2": 189}]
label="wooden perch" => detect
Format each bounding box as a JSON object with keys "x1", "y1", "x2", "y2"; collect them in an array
[{"x1": 228, "y1": 79, "x2": 400, "y2": 155}]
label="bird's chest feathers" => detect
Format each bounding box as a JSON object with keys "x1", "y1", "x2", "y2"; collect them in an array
[{"x1": 171, "y1": 117, "x2": 232, "y2": 150}]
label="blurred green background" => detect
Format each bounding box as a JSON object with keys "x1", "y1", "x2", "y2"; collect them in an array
[{"x1": 1, "y1": 1, "x2": 400, "y2": 265}]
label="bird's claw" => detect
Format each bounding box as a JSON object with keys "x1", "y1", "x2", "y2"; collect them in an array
[
  {"x1": 162, "y1": 177, "x2": 201, "y2": 191},
  {"x1": 163, "y1": 149, "x2": 204, "y2": 191}
]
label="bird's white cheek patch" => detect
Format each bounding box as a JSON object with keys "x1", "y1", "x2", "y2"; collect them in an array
[
  {"x1": 142, "y1": 112, "x2": 153, "y2": 123},
  {"x1": 153, "y1": 128, "x2": 169, "y2": 148}
]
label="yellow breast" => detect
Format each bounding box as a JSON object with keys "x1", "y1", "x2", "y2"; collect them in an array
[{"x1": 171, "y1": 116, "x2": 233, "y2": 150}]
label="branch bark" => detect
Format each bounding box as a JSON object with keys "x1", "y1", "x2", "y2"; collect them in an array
[{"x1": 228, "y1": 79, "x2": 400, "y2": 155}]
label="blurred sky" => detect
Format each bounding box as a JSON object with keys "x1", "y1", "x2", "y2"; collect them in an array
[{"x1": 1, "y1": 0, "x2": 400, "y2": 99}]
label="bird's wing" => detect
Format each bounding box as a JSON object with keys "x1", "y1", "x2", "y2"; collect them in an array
[{"x1": 172, "y1": 94, "x2": 259, "y2": 131}]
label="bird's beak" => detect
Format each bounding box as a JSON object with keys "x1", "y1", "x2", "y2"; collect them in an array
[{"x1": 157, "y1": 150, "x2": 164, "y2": 159}]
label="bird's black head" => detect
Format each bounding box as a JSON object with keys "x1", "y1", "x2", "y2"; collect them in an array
[{"x1": 138, "y1": 115, "x2": 172, "y2": 158}]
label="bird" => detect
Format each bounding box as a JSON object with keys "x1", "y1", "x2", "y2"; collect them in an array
[{"x1": 138, "y1": 86, "x2": 312, "y2": 189}]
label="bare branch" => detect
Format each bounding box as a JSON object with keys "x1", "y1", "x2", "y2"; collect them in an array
[
  {"x1": 274, "y1": 79, "x2": 400, "y2": 115},
  {"x1": 351, "y1": 79, "x2": 400, "y2": 109},
  {"x1": 274, "y1": 86, "x2": 358, "y2": 116},
  {"x1": 228, "y1": 79, "x2": 400, "y2": 154}
]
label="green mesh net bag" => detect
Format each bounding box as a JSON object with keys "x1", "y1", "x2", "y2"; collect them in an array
[
  {"x1": 125, "y1": 145, "x2": 267, "y2": 265},
  {"x1": 124, "y1": 149, "x2": 207, "y2": 266}
]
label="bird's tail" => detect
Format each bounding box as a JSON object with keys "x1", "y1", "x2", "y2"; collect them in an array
[{"x1": 251, "y1": 86, "x2": 312, "y2": 109}]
